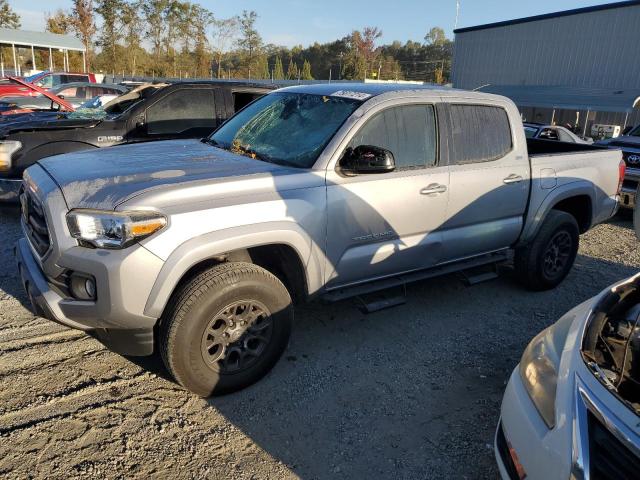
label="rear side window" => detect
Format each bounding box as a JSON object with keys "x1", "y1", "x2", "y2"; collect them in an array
[
  {"x1": 62, "y1": 74, "x2": 89, "y2": 83},
  {"x1": 348, "y1": 105, "x2": 438, "y2": 169},
  {"x1": 146, "y1": 88, "x2": 216, "y2": 135},
  {"x1": 449, "y1": 105, "x2": 512, "y2": 164}
]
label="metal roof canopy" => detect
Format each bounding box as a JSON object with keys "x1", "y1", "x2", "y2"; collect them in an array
[
  {"x1": 477, "y1": 85, "x2": 640, "y2": 113},
  {"x1": 454, "y1": 0, "x2": 640, "y2": 33},
  {"x1": 0, "y1": 28, "x2": 84, "y2": 51}
]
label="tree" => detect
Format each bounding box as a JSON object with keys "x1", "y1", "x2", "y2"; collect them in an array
[
  {"x1": 257, "y1": 55, "x2": 269, "y2": 79},
  {"x1": 96, "y1": 0, "x2": 125, "y2": 73},
  {"x1": 342, "y1": 27, "x2": 382, "y2": 79},
  {"x1": 45, "y1": 9, "x2": 72, "y2": 34},
  {"x1": 237, "y1": 10, "x2": 261, "y2": 77},
  {"x1": 301, "y1": 59, "x2": 313, "y2": 80},
  {"x1": 0, "y1": 0, "x2": 20, "y2": 28},
  {"x1": 121, "y1": 1, "x2": 144, "y2": 75},
  {"x1": 70, "y1": 0, "x2": 97, "y2": 70},
  {"x1": 424, "y1": 27, "x2": 447, "y2": 46},
  {"x1": 142, "y1": 0, "x2": 168, "y2": 61},
  {"x1": 190, "y1": 4, "x2": 215, "y2": 78},
  {"x1": 212, "y1": 16, "x2": 239, "y2": 78},
  {"x1": 286, "y1": 58, "x2": 298, "y2": 80},
  {"x1": 273, "y1": 56, "x2": 284, "y2": 80}
]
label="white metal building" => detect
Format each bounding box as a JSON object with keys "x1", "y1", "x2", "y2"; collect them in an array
[
  {"x1": 0, "y1": 28, "x2": 86, "y2": 75},
  {"x1": 452, "y1": 1, "x2": 640, "y2": 132}
]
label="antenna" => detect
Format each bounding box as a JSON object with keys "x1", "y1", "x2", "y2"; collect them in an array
[{"x1": 455, "y1": 0, "x2": 461, "y2": 29}]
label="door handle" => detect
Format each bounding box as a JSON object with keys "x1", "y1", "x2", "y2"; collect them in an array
[
  {"x1": 420, "y1": 183, "x2": 447, "y2": 195},
  {"x1": 503, "y1": 174, "x2": 524, "y2": 184}
]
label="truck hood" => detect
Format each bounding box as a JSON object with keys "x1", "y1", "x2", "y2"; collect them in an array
[
  {"x1": 37, "y1": 139, "x2": 303, "y2": 210},
  {"x1": 600, "y1": 135, "x2": 640, "y2": 149}
]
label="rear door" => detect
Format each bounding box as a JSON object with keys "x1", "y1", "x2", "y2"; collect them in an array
[
  {"x1": 439, "y1": 102, "x2": 529, "y2": 262},
  {"x1": 325, "y1": 101, "x2": 449, "y2": 287},
  {"x1": 129, "y1": 87, "x2": 218, "y2": 142}
]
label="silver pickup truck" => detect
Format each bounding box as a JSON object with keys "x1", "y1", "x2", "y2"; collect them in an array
[{"x1": 16, "y1": 84, "x2": 623, "y2": 396}]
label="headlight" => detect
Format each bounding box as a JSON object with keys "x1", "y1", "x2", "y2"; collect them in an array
[
  {"x1": 0, "y1": 140, "x2": 22, "y2": 171},
  {"x1": 66, "y1": 209, "x2": 167, "y2": 249},
  {"x1": 519, "y1": 328, "x2": 561, "y2": 429}
]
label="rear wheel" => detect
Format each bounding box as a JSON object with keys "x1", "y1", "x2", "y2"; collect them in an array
[
  {"x1": 515, "y1": 210, "x2": 579, "y2": 291},
  {"x1": 159, "y1": 262, "x2": 293, "y2": 396}
]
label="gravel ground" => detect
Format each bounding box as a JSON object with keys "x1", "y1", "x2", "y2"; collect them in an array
[{"x1": 1, "y1": 206, "x2": 639, "y2": 480}]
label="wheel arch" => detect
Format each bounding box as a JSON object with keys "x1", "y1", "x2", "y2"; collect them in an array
[
  {"x1": 520, "y1": 182, "x2": 595, "y2": 244},
  {"x1": 144, "y1": 223, "x2": 324, "y2": 319}
]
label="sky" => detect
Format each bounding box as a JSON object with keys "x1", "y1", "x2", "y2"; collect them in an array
[{"x1": 11, "y1": 0, "x2": 615, "y2": 47}]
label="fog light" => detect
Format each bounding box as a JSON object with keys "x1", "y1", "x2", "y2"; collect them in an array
[
  {"x1": 69, "y1": 273, "x2": 97, "y2": 300},
  {"x1": 85, "y1": 278, "x2": 96, "y2": 299}
]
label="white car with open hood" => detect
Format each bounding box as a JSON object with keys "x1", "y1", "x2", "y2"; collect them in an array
[{"x1": 496, "y1": 273, "x2": 640, "y2": 479}]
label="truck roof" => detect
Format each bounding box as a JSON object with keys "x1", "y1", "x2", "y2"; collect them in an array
[
  {"x1": 275, "y1": 83, "x2": 513, "y2": 105},
  {"x1": 277, "y1": 82, "x2": 454, "y2": 97},
  {"x1": 161, "y1": 80, "x2": 282, "y2": 90}
]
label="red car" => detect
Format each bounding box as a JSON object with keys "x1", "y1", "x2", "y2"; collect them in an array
[{"x1": 0, "y1": 71, "x2": 96, "y2": 99}]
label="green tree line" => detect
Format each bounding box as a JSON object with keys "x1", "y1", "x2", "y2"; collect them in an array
[{"x1": 0, "y1": 0, "x2": 453, "y2": 83}]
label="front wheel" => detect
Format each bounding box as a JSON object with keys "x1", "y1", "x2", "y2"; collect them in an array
[
  {"x1": 514, "y1": 210, "x2": 579, "y2": 291},
  {"x1": 159, "y1": 262, "x2": 293, "y2": 396}
]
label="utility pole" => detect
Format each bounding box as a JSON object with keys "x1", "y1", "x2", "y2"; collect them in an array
[{"x1": 455, "y1": 0, "x2": 461, "y2": 29}]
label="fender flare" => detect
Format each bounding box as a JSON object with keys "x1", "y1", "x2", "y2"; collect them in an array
[
  {"x1": 143, "y1": 221, "x2": 325, "y2": 318},
  {"x1": 520, "y1": 180, "x2": 595, "y2": 244}
]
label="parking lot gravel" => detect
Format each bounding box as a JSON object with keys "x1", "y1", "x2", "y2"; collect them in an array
[{"x1": 1, "y1": 206, "x2": 638, "y2": 480}]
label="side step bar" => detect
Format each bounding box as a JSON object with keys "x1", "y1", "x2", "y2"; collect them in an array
[{"x1": 322, "y1": 251, "x2": 509, "y2": 303}]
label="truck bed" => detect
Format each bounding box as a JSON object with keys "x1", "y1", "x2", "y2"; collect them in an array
[
  {"x1": 522, "y1": 138, "x2": 622, "y2": 243},
  {"x1": 527, "y1": 137, "x2": 606, "y2": 155}
]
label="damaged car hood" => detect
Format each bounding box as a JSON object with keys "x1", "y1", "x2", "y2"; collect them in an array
[{"x1": 37, "y1": 139, "x2": 304, "y2": 210}]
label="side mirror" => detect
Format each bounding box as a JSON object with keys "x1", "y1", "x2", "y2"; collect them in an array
[
  {"x1": 57, "y1": 94, "x2": 65, "y2": 100},
  {"x1": 135, "y1": 116, "x2": 146, "y2": 130},
  {"x1": 341, "y1": 145, "x2": 396, "y2": 174}
]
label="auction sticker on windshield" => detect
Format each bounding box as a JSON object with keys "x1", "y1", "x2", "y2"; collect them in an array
[{"x1": 330, "y1": 90, "x2": 372, "y2": 101}]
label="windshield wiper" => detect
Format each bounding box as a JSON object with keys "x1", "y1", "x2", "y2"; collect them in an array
[
  {"x1": 231, "y1": 142, "x2": 274, "y2": 164},
  {"x1": 202, "y1": 137, "x2": 224, "y2": 148}
]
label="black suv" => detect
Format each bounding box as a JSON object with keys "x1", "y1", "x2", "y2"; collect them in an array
[{"x1": 0, "y1": 81, "x2": 277, "y2": 202}]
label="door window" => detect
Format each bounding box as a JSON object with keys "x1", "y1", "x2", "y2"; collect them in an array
[
  {"x1": 448, "y1": 105, "x2": 512, "y2": 164},
  {"x1": 557, "y1": 128, "x2": 576, "y2": 142},
  {"x1": 146, "y1": 88, "x2": 216, "y2": 135},
  {"x1": 62, "y1": 74, "x2": 89, "y2": 83},
  {"x1": 35, "y1": 75, "x2": 54, "y2": 88},
  {"x1": 57, "y1": 87, "x2": 78, "y2": 98},
  {"x1": 346, "y1": 105, "x2": 438, "y2": 169},
  {"x1": 539, "y1": 128, "x2": 559, "y2": 141}
]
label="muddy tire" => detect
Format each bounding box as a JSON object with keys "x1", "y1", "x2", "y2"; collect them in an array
[
  {"x1": 515, "y1": 210, "x2": 579, "y2": 291},
  {"x1": 159, "y1": 262, "x2": 293, "y2": 396}
]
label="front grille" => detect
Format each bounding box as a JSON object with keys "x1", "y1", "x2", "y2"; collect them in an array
[
  {"x1": 495, "y1": 422, "x2": 520, "y2": 480},
  {"x1": 20, "y1": 186, "x2": 51, "y2": 257},
  {"x1": 588, "y1": 412, "x2": 640, "y2": 480},
  {"x1": 622, "y1": 151, "x2": 640, "y2": 168}
]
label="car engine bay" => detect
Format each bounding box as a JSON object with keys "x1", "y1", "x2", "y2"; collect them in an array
[{"x1": 583, "y1": 277, "x2": 640, "y2": 415}]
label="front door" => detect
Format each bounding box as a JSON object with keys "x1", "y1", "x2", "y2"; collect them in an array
[
  {"x1": 325, "y1": 103, "x2": 449, "y2": 288},
  {"x1": 128, "y1": 87, "x2": 219, "y2": 142}
]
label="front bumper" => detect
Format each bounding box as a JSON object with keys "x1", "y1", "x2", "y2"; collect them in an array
[
  {"x1": 0, "y1": 177, "x2": 21, "y2": 202},
  {"x1": 620, "y1": 168, "x2": 640, "y2": 209},
  {"x1": 495, "y1": 368, "x2": 570, "y2": 480},
  {"x1": 15, "y1": 237, "x2": 159, "y2": 356}
]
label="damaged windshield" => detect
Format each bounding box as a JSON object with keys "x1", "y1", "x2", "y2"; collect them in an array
[{"x1": 208, "y1": 92, "x2": 362, "y2": 168}]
